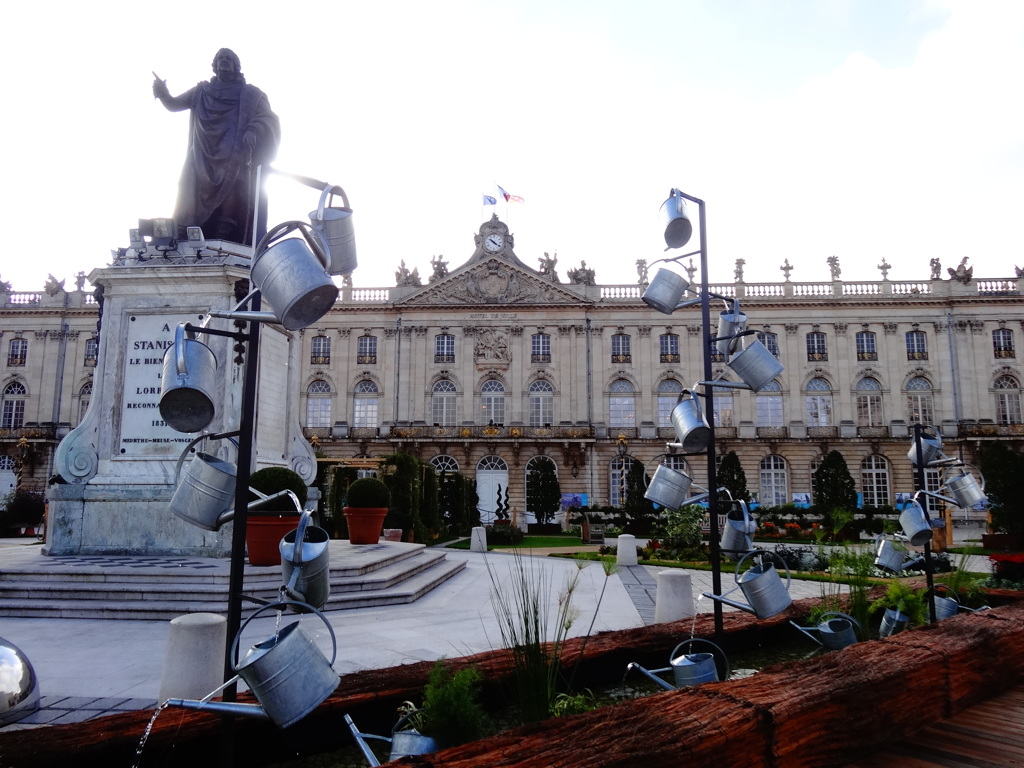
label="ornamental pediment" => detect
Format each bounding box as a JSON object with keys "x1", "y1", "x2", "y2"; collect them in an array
[{"x1": 393, "y1": 259, "x2": 593, "y2": 307}]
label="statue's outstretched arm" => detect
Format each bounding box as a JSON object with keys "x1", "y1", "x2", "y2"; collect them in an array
[{"x1": 152, "y1": 73, "x2": 191, "y2": 112}]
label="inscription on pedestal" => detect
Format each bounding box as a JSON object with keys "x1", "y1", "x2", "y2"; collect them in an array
[{"x1": 118, "y1": 314, "x2": 197, "y2": 458}]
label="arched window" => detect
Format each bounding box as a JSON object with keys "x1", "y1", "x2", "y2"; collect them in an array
[
  {"x1": 77, "y1": 381, "x2": 93, "y2": 425},
  {"x1": 861, "y1": 455, "x2": 890, "y2": 508},
  {"x1": 528, "y1": 380, "x2": 554, "y2": 426},
  {"x1": 609, "y1": 455, "x2": 634, "y2": 507},
  {"x1": 310, "y1": 335, "x2": 331, "y2": 365},
  {"x1": 759, "y1": 455, "x2": 788, "y2": 507},
  {"x1": 905, "y1": 376, "x2": 933, "y2": 424},
  {"x1": 432, "y1": 379, "x2": 458, "y2": 426},
  {"x1": 995, "y1": 374, "x2": 1022, "y2": 425},
  {"x1": 480, "y1": 379, "x2": 506, "y2": 425},
  {"x1": 662, "y1": 454, "x2": 690, "y2": 474},
  {"x1": 305, "y1": 380, "x2": 332, "y2": 428},
  {"x1": 2, "y1": 382, "x2": 27, "y2": 429},
  {"x1": 757, "y1": 379, "x2": 783, "y2": 427},
  {"x1": 525, "y1": 455, "x2": 558, "y2": 521},
  {"x1": 804, "y1": 377, "x2": 833, "y2": 427},
  {"x1": 856, "y1": 377, "x2": 883, "y2": 427},
  {"x1": 353, "y1": 379, "x2": 379, "y2": 428},
  {"x1": 430, "y1": 455, "x2": 460, "y2": 474},
  {"x1": 657, "y1": 379, "x2": 683, "y2": 427},
  {"x1": 609, "y1": 379, "x2": 635, "y2": 428}
]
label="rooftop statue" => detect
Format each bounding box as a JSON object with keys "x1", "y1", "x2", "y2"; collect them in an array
[{"x1": 153, "y1": 49, "x2": 280, "y2": 245}]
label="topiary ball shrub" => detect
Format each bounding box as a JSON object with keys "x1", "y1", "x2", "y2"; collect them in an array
[
  {"x1": 248, "y1": 467, "x2": 307, "y2": 512},
  {"x1": 345, "y1": 476, "x2": 391, "y2": 508}
]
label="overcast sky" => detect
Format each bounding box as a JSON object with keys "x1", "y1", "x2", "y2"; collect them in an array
[{"x1": 2, "y1": 0, "x2": 1021, "y2": 293}]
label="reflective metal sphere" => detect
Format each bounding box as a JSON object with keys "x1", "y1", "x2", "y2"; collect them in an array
[{"x1": 0, "y1": 636, "x2": 40, "y2": 725}]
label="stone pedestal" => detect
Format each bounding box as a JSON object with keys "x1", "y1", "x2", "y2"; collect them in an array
[
  {"x1": 654, "y1": 570, "x2": 695, "y2": 623},
  {"x1": 46, "y1": 253, "x2": 317, "y2": 556},
  {"x1": 616, "y1": 534, "x2": 638, "y2": 566}
]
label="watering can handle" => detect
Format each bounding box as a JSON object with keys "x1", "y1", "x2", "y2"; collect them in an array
[
  {"x1": 173, "y1": 431, "x2": 240, "y2": 486},
  {"x1": 174, "y1": 322, "x2": 188, "y2": 377},
  {"x1": 316, "y1": 184, "x2": 350, "y2": 218},
  {"x1": 668, "y1": 637, "x2": 731, "y2": 681},
  {"x1": 254, "y1": 220, "x2": 331, "y2": 272},
  {"x1": 292, "y1": 510, "x2": 313, "y2": 566},
  {"x1": 734, "y1": 548, "x2": 791, "y2": 592},
  {"x1": 819, "y1": 611, "x2": 862, "y2": 630},
  {"x1": 231, "y1": 600, "x2": 338, "y2": 668}
]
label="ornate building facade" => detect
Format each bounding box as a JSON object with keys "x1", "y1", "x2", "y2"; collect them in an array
[{"x1": 3, "y1": 216, "x2": 1022, "y2": 524}]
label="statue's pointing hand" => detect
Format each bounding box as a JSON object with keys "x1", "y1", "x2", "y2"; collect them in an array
[{"x1": 152, "y1": 72, "x2": 170, "y2": 101}]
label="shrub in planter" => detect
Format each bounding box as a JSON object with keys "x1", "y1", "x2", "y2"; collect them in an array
[
  {"x1": 248, "y1": 467, "x2": 307, "y2": 511},
  {"x1": 344, "y1": 477, "x2": 391, "y2": 545},
  {"x1": 0, "y1": 490, "x2": 45, "y2": 530},
  {"x1": 485, "y1": 523, "x2": 524, "y2": 546},
  {"x1": 246, "y1": 467, "x2": 307, "y2": 566}
]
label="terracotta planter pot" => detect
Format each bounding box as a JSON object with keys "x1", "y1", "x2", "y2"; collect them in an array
[
  {"x1": 246, "y1": 514, "x2": 300, "y2": 566},
  {"x1": 343, "y1": 507, "x2": 388, "y2": 545}
]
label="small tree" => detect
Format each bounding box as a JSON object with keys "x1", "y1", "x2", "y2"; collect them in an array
[
  {"x1": 979, "y1": 442, "x2": 1024, "y2": 534},
  {"x1": 812, "y1": 450, "x2": 858, "y2": 537},
  {"x1": 623, "y1": 458, "x2": 657, "y2": 529},
  {"x1": 717, "y1": 451, "x2": 750, "y2": 502},
  {"x1": 380, "y1": 452, "x2": 425, "y2": 541},
  {"x1": 526, "y1": 457, "x2": 561, "y2": 525}
]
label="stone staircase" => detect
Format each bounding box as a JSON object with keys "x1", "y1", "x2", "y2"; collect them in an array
[{"x1": 0, "y1": 541, "x2": 466, "y2": 620}]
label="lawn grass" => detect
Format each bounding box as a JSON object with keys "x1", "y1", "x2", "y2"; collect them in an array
[{"x1": 446, "y1": 534, "x2": 586, "y2": 551}]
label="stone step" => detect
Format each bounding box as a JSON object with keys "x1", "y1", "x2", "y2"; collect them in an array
[{"x1": 0, "y1": 542, "x2": 467, "y2": 620}]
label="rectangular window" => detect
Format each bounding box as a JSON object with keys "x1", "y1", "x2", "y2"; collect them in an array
[
  {"x1": 435, "y1": 334, "x2": 456, "y2": 363},
  {"x1": 758, "y1": 332, "x2": 780, "y2": 357},
  {"x1": 1, "y1": 399, "x2": 25, "y2": 429},
  {"x1": 609, "y1": 396, "x2": 635, "y2": 428},
  {"x1": 659, "y1": 333, "x2": 679, "y2": 363},
  {"x1": 857, "y1": 395, "x2": 883, "y2": 427},
  {"x1": 805, "y1": 395, "x2": 833, "y2": 426},
  {"x1": 757, "y1": 395, "x2": 783, "y2": 427},
  {"x1": 855, "y1": 331, "x2": 877, "y2": 361},
  {"x1": 906, "y1": 331, "x2": 928, "y2": 361},
  {"x1": 432, "y1": 394, "x2": 456, "y2": 425},
  {"x1": 353, "y1": 398, "x2": 378, "y2": 428},
  {"x1": 529, "y1": 395, "x2": 553, "y2": 426},
  {"x1": 310, "y1": 335, "x2": 331, "y2": 365},
  {"x1": 713, "y1": 393, "x2": 734, "y2": 427},
  {"x1": 8, "y1": 339, "x2": 27, "y2": 367},
  {"x1": 84, "y1": 337, "x2": 98, "y2": 367},
  {"x1": 611, "y1": 334, "x2": 631, "y2": 364},
  {"x1": 994, "y1": 329, "x2": 1015, "y2": 359},
  {"x1": 305, "y1": 397, "x2": 332, "y2": 428},
  {"x1": 806, "y1": 332, "x2": 828, "y2": 362},
  {"x1": 531, "y1": 333, "x2": 551, "y2": 363},
  {"x1": 357, "y1": 335, "x2": 377, "y2": 364}
]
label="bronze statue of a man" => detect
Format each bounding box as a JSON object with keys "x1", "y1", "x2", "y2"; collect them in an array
[{"x1": 153, "y1": 49, "x2": 280, "y2": 245}]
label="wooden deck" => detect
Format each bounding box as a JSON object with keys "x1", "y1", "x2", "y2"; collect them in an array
[{"x1": 844, "y1": 684, "x2": 1024, "y2": 767}]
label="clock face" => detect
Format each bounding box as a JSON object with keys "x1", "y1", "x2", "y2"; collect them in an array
[{"x1": 484, "y1": 233, "x2": 504, "y2": 252}]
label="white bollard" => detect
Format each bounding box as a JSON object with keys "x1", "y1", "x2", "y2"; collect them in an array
[
  {"x1": 654, "y1": 570, "x2": 695, "y2": 623},
  {"x1": 616, "y1": 534, "x2": 638, "y2": 566},
  {"x1": 159, "y1": 612, "x2": 228, "y2": 702},
  {"x1": 470, "y1": 526, "x2": 488, "y2": 553}
]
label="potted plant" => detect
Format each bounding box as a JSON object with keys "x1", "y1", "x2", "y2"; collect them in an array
[
  {"x1": 344, "y1": 477, "x2": 391, "y2": 544},
  {"x1": 401, "y1": 659, "x2": 490, "y2": 751},
  {"x1": 247, "y1": 467, "x2": 307, "y2": 566}
]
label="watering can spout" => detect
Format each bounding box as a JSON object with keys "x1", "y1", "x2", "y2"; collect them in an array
[
  {"x1": 165, "y1": 698, "x2": 272, "y2": 720},
  {"x1": 789, "y1": 620, "x2": 823, "y2": 645},
  {"x1": 700, "y1": 591, "x2": 756, "y2": 615},
  {"x1": 625, "y1": 662, "x2": 677, "y2": 691}
]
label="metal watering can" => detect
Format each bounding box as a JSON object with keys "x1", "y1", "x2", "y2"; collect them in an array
[
  {"x1": 879, "y1": 607, "x2": 909, "y2": 638},
  {"x1": 670, "y1": 390, "x2": 711, "y2": 452},
  {"x1": 308, "y1": 184, "x2": 357, "y2": 276},
  {"x1": 251, "y1": 221, "x2": 340, "y2": 331},
  {"x1": 791, "y1": 611, "x2": 861, "y2": 651},
  {"x1": 626, "y1": 638, "x2": 729, "y2": 691},
  {"x1": 941, "y1": 467, "x2": 987, "y2": 508},
  {"x1": 159, "y1": 323, "x2": 218, "y2": 434},
  {"x1": 899, "y1": 500, "x2": 934, "y2": 547},
  {"x1": 719, "y1": 500, "x2": 756, "y2": 561},
  {"x1": 169, "y1": 433, "x2": 238, "y2": 531},
  {"x1": 702, "y1": 549, "x2": 792, "y2": 619},
  {"x1": 715, "y1": 301, "x2": 747, "y2": 356},
  {"x1": 873, "y1": 534, "x2": 924, "y2": 574},
  {"x1": 345, "y1": 710, "x2": 439, "y2": 766},
  {"x1": 167, "y1": 601, "x2": 339, "y2": 728},
  {"x1": 927, "y1": 585, "x2": 961, "y2": 622},
  {"x1": 644, "y1": 463, "x2": 694, "y2": 510},
  {"x1": 907, "y1": 425, "x2": 944, "y2": 467},
  {"x1": 281, "y1": 511, "x2": 331, "y2": 610},
  {"x1": 642, "y1": 267, "x2": 690, "y2": 314},
  {"x1": 726, "y1": 336, "x2": 784, "y2": 392}
]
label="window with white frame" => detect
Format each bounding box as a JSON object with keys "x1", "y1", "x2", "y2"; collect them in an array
[
  {"x1": 528, "y1": 380, "x2": 554, "y2": 426},
  {"x1": 531, "y1": 333, "x2": 551, "y2": 363},
  {"x1": 435, "y1": 334, "x2": 456, "y2": 363},
  {"x1": 609, "y1": 455, "x2": 634, "y2": 507},
  {"x1": 431, "y1": 379, "x2": 458, "y2": 425},
  {"x1": 759, "y1": 455, "x2": 788, "y2": 507},
  {"x1": 861, "y1": 455, "x2": 890, "y2": 508},
  {"x1": 305, "y1": 380, "x2": 332, "y2": 428},
  {"x1": 357, "y1": 335, "x2": 377, "y2": 364},
  {"x1": 757, "y1": 331, "x2": 780, "y2": 357},
  {"x1": 712, "y1": 384, "x2": 734, "y2": 427},
  {"x1": 756, "y1": 379, "x2": 784, "y2": 427},
  {"x1": 84, "y1": 337, "x2": 98, "y2": 367},
  {"x1": 480, "y1": 379, "x2": 506, "y2": 425},
  {"x1": 611, "y1": 333, "x2": 631, "y2": 364},
  {"x1": 994, "y1": 328, "x2": 1015, "y2": 359},
  {"x1": 659, "y1": 333, "x2": 679, "y2": 363},
  {"x1": 804, "y1": 377, "x2": 833, "y2": 426},
  {"x1": 7, "y1": 338, "x2": 27, "y2": 367},
  {"x1": 609, "y1": 379, "x2": 635, "y2": 428},
  {"x1": 353, "y1": 379, "x2": 379, "y2": 428},
  {"x1": 1, "y1": 382, "x2": 26, "y2": 429},
  {"x1": 905, "y1": 376, "x2": 934, "y2": 424},
  {"x1": 430, "y1": 455, "x2": 460, "y2": 474},
  {"x1": 310, "y1": 335, "x2": 331, "y2": 365},
  {"x1": 806, "y1": 331, "x2": 828, "y2": 362},
  {"x1": 906, "y1": 330, "x2": 928, "y2": 361},
  {"x1": 855, "y1": 330, "x2": 877, "y2": 361},
  {"x1": 657, "y1": 379, "x2": 683, "y2": 427},
  {"x1": 995, "y1": 374, "x2": 1022, "y2": 425},
  {"x1": 856, "y1": 377, "x2": 884, "y2": 427}
]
